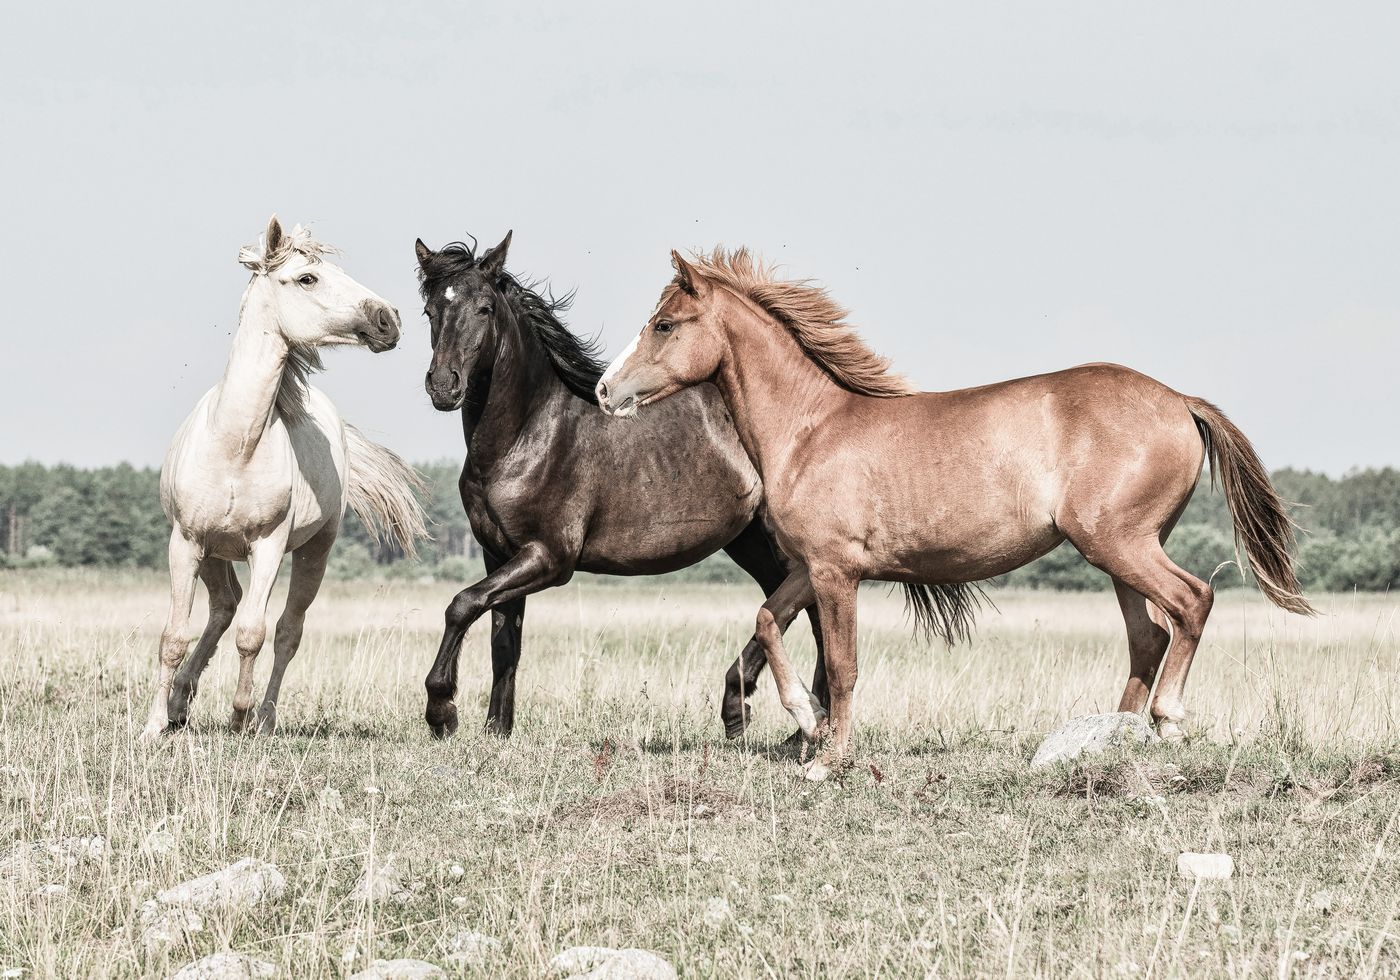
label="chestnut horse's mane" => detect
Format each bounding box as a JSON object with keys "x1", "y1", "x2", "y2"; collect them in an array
[{"x1": 667, "y1": 248, "x2": 915, "y2": 398}]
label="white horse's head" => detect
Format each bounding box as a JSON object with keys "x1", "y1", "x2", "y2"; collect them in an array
[{"x1": 239, "y1": 215, "x2": 400, "y2": 352}]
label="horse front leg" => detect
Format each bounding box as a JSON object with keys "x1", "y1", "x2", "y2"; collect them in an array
[
  {"x1": 230, "y1": 533, "x2": 288, "y2": 733},
  {"x1": 750, "y1": 569, "x2": 825, "y2": 739},
  {"x1": 141, "y1": 529, "x2": 202, "y2": 740},
  {"x1": 803, "y1": 565, "x2": 859, "y2": 782},
  {"x1": 425, "y1": 541, "x2": 563, "y2": 739}
]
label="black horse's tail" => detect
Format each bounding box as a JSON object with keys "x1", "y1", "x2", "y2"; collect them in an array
[{"x1": 902, "y1": 582, "x2": 988, "y2": 646}]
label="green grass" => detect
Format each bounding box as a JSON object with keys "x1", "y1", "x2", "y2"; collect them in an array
[{"x1": 0, "y1": 570, "x2": 1397, "y2": 977}]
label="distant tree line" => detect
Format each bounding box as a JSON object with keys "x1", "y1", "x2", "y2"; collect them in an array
[{"x1": 2, "y1": 461, "x2": 1399, "y2": 593}]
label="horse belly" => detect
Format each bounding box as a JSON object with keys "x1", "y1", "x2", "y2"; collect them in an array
[{"x1": 576, "y1": 465, "x2": 758, "y2": 574}]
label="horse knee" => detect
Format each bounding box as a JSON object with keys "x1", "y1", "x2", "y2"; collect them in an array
[
  {"x1": 235, "y1": 622, "x2": 266, "y2": 658},
  {"x1": 755, "y1": 607, "x2": 779, "y2": 644},
  {"x1": 159, "y1": 632, "x2": 187, "y2": 669}
]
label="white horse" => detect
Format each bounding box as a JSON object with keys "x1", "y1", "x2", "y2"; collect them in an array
[{"x1": 142, "y1": 215, "x2": 426, "y2": 739}]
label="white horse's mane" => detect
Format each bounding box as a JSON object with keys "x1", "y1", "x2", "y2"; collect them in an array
[
  {"x1": 237, "y1": 224, "x2": 340, "y2": 421},
  {"x1": 237, "y1": 224, "x2": 340, "y2": 276}
]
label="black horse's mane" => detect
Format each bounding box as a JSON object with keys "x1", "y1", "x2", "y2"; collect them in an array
[{"x1": 419, "y1": 242, "x2": 606, "y2": 401}]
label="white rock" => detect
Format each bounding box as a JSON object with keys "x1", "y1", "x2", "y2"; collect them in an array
[
  {"x1": 142, "y1": 829, "x2": 178, "y2": 857},
  {"x1": 318, "y1": 787, "x2": 343, "y2": 812},
  {"x1": 702, "y1": 895, "x2": 730, "y2": 928},
  {"x1": 442, "y1": 930, "x2": 500, "y2": 965},
  {"x1": 167, "y1": 952, "x2": 277, "y2": 980},
  {"x1": 139, "y1": 901, "x2": 203, "y2": 949},
  {"x1": 157, "y1": 858, "x2": 286, "y2": 910},
  {"x1": 348, "y1": 960, "x2": 444, "y2": 980},
  {"x1": 0, "y1": 836, "x2": 105, "y2": 884},
  {"x1": 1177, "y1": 852, "x2": 1234, "y2": 880},
  {"x1": 1030, "y1": 712, "x2": 1159, "y2": 770},
  {"x1": 351, "y1": 853, "x2": 403, "y2": 902},
  {"x1": 549, "y1": 946, "x2": 677, "y2": 980}
]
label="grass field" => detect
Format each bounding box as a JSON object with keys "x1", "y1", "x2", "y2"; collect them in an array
[{"x1": 0, "y1": 569, "x2": 1397, "y2": 978}]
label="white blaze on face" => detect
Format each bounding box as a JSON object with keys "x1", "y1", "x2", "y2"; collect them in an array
[
  {"x1": 600, "y1": 331, "x2": 642, "y2": 387},
  {"x1": 444, "y1": 286, "x2": 455, "y2": 301}
]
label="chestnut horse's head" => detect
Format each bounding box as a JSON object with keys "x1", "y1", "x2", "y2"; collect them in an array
[{"x1": 596, "y1": 251, "x2": 723, "y2": 417}]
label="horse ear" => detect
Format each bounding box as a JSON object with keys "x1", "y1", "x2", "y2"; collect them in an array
[
  {"x1": 265, "y1": 215, "x2": 284, "y2": 256},
  {"x1": 671, "y1": 250, "x2": 704, "y2": 296},
  {"x1": 480, "y1": 230, "x2": 512, "y2": 279},
  {"x1": 414, "y1": 238, "x2": 433, "y2": 269}
]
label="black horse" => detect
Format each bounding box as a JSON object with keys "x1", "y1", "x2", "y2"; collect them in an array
[{"x1": 415, "y1": 231, "x2": 824, "y2": 739}]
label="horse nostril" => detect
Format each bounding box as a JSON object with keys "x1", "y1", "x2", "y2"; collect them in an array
[
  {"x1": 377, "y1": 307, "x2": 399, "y2": 337},
  {"x1": 449, "y1": 369, "x2": 462, "y2": 389}
]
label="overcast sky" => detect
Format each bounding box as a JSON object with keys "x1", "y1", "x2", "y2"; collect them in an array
[{"x1": 3, "y1": 2, "x2": 1397, "y2": 474}]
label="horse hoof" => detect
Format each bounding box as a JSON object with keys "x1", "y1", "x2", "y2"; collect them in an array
[
  {"x1": 139, "y1": 722, "x2": 168, "y2": 742},
  {"x1": 257, "y1": 712, "x2": 278, "y2": 736},
  {"x1": 427, "y1": 703, "x2": 459, "y2": 740},
  {"x1": 1157, "y1": 721, "x2": 1185, "y2": 743},
  {"x1": 722, "y1": 702, "x2": 751, "y2": 740},
  {"x1": 803, "y1": 758, "x2": 831, "y2": 782},
  {"x1": 483, "y1": 718, "x2": 512, "y2": 739}
]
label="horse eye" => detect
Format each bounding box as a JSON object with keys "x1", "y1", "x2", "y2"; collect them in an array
[
  {"x1": 478, "y1": 304, "x2": 494, "y2": 315},
  {"x1": 297, "y1": 274, "x2": 317, "y2": 287},
  {"x1": 655, "y1": 320, "x2": 675, "y2": 335}
]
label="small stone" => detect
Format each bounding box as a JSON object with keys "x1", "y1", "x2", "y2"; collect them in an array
[
  {"x1": 702, "y1": 896, "x2": 730, "y2": 928},
  {"x1": 1, "y1": 836, "x2": 105, "y2": 885},
  {"x1": 1030, "y1": 712, "x2": 1158, "y2": 770},
  {"x1": 157, "y1": 858, "x2": 286, "y2": 910},
  {"x1": 168, "y1": 952, "x2": 277, "y2": 980},
  {"x1": 318, "y1": 787, "x2": 343, "y2": 812},
  {"x1": 142, "y1": 829, "x2": 178, "y2": 857},
  {"x1": 1177, "y1": 852, "x2": 1234, "y2": 880},
  {"x1": 442, "y1": 930, "x2": 500, "y2": 966},
  {"x1": 348, "y1": 960, "x2": 445, "y2": 980},
  {"x1": 351, "y1": 853, "x2": 402, "y2": 902},
  {"x1": 138, "y1": 901, "x2": 203, "y2": 950},
  {"x1": 548, "y1": 947, "x2": 677, "y2": 980}
]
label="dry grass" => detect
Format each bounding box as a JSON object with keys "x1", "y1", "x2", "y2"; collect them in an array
[{"x1": 1, "y1": 569, "x2": 1398, "y2": 977}]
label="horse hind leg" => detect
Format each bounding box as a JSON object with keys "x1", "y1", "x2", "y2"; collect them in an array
[
  {"x1": 1082, "y1": 537, "x2": 1213, "y2": 741},
  {"x1": 1111, "y1": 579, "x2": 1170, "y2": 716},
  {"x1": 168, "y1": 559, "x2": 242, "y2": 728},
  {"x1": 257, "y1": 526, "x2": 334, "y2": 734}
]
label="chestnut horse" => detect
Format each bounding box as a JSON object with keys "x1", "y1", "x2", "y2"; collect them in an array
[{"x1": 597, "y1": 248, "x2": 1313, "y2": 779}]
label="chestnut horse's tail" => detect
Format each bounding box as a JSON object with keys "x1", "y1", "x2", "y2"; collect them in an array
[
  {"x1": 1185, "y1": 397, "x2": 1314, "y2": 615},
  {"x1": 903, "y1": 582, "x2": 988, "y2": 646}
]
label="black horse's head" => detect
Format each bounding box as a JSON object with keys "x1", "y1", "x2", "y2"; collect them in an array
[{"x1": 416, "y1": 231, "x2": 512, "y2": 411}]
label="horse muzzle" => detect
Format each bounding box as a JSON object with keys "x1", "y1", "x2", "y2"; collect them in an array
[
  {"x1": 595, "y1": 379, "x2": 639, "y2": 418},
  {"x1": 358, "y1": 301, "x2": 401, "y2": 352}
]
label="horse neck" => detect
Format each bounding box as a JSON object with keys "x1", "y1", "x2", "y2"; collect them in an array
[
  {"x1": 212, "y1": 281, "x2": 294, "y2": 460},
  {"x1": 464, "y1": 302, "x2": 567, "y2": 470},
  {"x1": 711, "y1": 290, "x2": 853, "y2": 482}
]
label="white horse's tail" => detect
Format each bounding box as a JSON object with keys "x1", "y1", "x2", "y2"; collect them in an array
[{"x1": 344, "y1": 424, "x2": 429, "y2": 560}]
